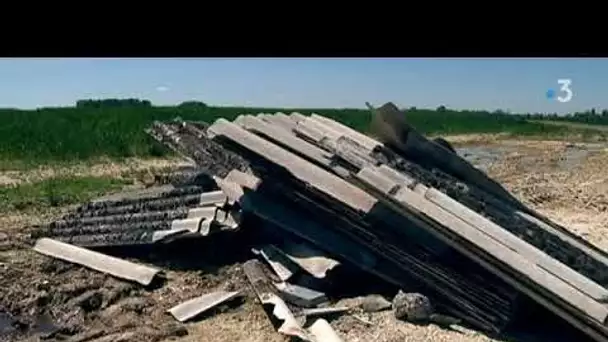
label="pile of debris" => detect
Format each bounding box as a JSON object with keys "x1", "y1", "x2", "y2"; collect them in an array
[{"x1": 30, "y1": 102, "x2": 608, "y2": 342}]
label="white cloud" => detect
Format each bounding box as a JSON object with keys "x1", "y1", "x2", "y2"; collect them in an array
[{"x1": 156, "y1": 86, "x2": 170, "y2": 92}]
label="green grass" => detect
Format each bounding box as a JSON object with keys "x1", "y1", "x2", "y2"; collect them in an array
[
  {"x1": 0, "y1": 176, "x2": 130, "y2": 212},
  {"x1": 529, "y1": 120, "x2": 608, "y2": 132},
  {"x1": 0, "y1": 102, "x2": 604, "y2": 165}
]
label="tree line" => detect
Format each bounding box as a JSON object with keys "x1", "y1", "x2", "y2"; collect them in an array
[{"x1": 71, "y1": 99, "x2": 608, "y2": 126}]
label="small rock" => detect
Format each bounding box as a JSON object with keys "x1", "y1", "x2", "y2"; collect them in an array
[
  {"x1": 359, "y1": 294, "x2": 392, "y2": 313},
  {"x1": 392, "y1": 290, "x2": 433, "y2": 322},
  {"x1": 75, "y1": 291, "x2": 103, "y2": 312}
]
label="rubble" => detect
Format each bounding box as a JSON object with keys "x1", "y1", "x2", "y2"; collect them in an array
[
  {"x1": 21, "y1": 103, "x2": 608, "y2": 342},
  {"x1": 274, "y1": 282, "x2": 327, "y2": 308}
]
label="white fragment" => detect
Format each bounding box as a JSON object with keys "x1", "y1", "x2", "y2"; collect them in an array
[
  {"x1": 187, "y1": 207, "x2": 218, "y2": 219},
  {"x1": 260, "y1": 293, "x2": 314, "y2": 341},
  {"x1": 199, "y1": 191, "x2": 227, "y2": 206},
  {"x1": 252, "y1": 245, "x2": 299, "y2": 281},
  {"x1": 170, "y1": 217, "x2": 203, "y2": 232},
  {"x1": 168, "y1": 290, "x2": 241, "y2": 322},
  {"x1": 309, "y1": 319, "x2": 344, "y2": 342},
  {"x1": 280, "y1": 241, "x2": 341, "y2": 279},
  {"x1": 33, "y1": 238, "x2": 161, "y2": 286}
]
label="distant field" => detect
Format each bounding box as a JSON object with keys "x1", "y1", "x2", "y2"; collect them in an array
[
  {"x1": 530, "y1": 120, "x2": 608, "y2": 132},
  {"x1": 0, "y1": 102, "x2": 603, "y2": 166}
]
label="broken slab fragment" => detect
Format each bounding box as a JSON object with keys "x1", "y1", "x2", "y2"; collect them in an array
[
  {"x1": 199, "y1": 190, "x2": 227, "y2": 206},
  {"x1": 168, "y1": 291, "x2": 242, "y2": 322},
  {"x1": 260, "y1": 293, "x2": 314, "y2": 341},
  {"x1": 186, "y1": 206, "x2": 218, "y2": 220},
  {"x1": 252, "y1": 245, "x2": 300, "y2": 282},
  {"x1": 299, "y1": 307, "x2": 350, "y2": 318},
  {"x1": 33, "y1": 238, "x2": 161, "y2": 286},
  {"x1": 309, "y1": 319, "x2": 345, "y2": 342},
  {"x1": 274, "y1": 282, "x2": 327, "y2": 308},
  {"x1": 170, "y1": 217, "x2": 203, "y2": 232},
  {"x1": 243, "y1": 259, "x2": 313, "y2": 341},
  {"x1": 278, "y1": 239, "x2": 341, "y2": 279}
]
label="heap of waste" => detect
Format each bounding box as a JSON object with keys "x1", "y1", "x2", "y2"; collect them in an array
[{"x1": 29, "y1": 102, "x2": 608, "y2": 342}]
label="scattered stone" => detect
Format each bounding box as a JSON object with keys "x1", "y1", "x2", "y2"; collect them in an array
[
  {"x1": 360, "y1": 294, "x2": 392, "y2": 313},
  {"x1": 392, "y1": 290, "x2": 433, "y2": 322},
  {"x1": 74, "y1": 291, "x2": 104, "y2": 312}
]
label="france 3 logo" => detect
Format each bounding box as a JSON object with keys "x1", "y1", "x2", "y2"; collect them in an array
[{"x1": 546, "y1": 79, "x2": 573, "y2": 103}]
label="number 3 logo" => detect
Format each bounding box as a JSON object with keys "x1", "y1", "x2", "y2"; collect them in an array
[{"x1": 557, "y1": 79, "x2": 573, "y2": 103}]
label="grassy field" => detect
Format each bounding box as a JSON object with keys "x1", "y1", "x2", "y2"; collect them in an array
[
  {"x1": 0, "y1": 100, "x2": 607, "y2": 227},
  {"x1": 529, "y1": 120, "x2": 608, "y2": 132},
  {"x1": 2, "y1": 101, "x2": 604, "y2": 166},
  {"x1": 0, "y1": 176, "x2": 130, "y2": 212}
]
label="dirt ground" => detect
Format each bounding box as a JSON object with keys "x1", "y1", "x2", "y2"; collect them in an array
[{"x1": 1, "y1": 136, "x2": 608, "y2": 342}]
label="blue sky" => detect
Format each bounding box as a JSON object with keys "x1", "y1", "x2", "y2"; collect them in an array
[{"x1": 0, "y1": 58, "x2": 606, "y2": 114}]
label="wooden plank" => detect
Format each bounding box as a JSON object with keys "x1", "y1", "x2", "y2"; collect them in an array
[
  {"x1": 425, "y1": 187, "x2": 608, "y2": 302},
  {"x1": 207, "y1": 119, "x2": 377, "y2": 214},
  {"x1": 354, "y1": 166, "x2": 608, "y2": 328}
]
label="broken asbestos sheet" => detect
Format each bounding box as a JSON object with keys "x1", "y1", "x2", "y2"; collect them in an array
[
  {"x1": 168, "y1": 291, "x2": 242, "y2": 322},
  {"x1": 33, "y1": 238, "x2": 161, "y2": 286}
]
